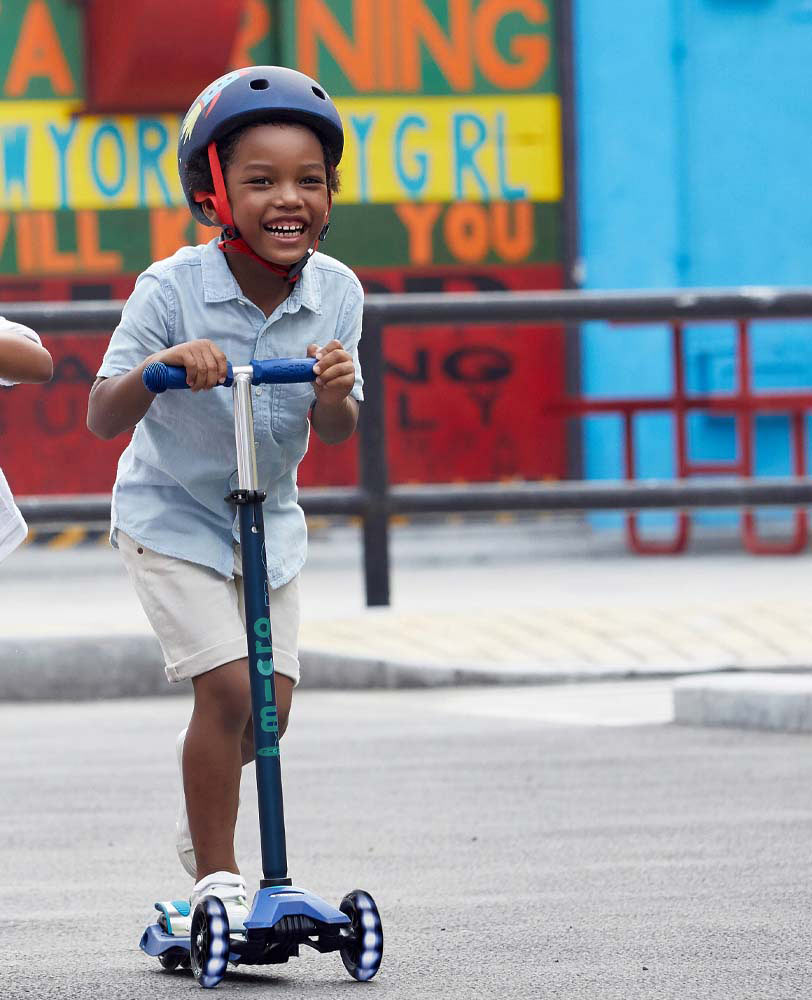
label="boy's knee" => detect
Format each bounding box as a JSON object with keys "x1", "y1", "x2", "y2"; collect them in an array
[
  {"x1": 241, "y1": 700, "x2": 290, "y2": 747},
  {"x1": 194, "y1": 658, "x2": 252, "y2": 730}
]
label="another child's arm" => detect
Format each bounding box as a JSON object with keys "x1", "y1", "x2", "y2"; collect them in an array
[
  {"x1": 87, "y1": 340, "x2": 229, "y2": 440},
  {"x1": 306, "y1": 339, "x2": 359, "y2": 444},
  {"x1": 0, "y1": 326, "x2": 53, "y2": 384}
]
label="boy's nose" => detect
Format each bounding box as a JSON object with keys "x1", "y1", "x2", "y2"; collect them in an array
[{"x1": 274, "y1": 181, "x2": 304, "y2": 206}]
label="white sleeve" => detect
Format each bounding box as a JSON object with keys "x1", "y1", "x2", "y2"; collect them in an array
[
  {"x1": 0, "y1": 317, "x2": 43, "y2": 388},
  {"x1": 0, "y1": 466, "x2": 27, "y2": 562}
]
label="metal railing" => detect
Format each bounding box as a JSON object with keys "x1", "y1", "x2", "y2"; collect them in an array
[{"x1": 8, "y1": 286, "x2": 812, "y2": 606}]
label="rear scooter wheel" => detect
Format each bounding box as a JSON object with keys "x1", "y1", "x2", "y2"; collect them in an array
[
  {"x1": 190, "y1": 896, "x2": 230, "y2": 989},
  {"x1": 158, "y1": 949, "x2": 185, "y2": 971},
  {"x1": 339, "y1": 889, "x2": 383, "y2": 982}
]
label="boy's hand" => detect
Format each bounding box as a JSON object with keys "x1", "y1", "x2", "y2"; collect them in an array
[
  {"x1": 147, "y1": 340, "x2": 228, "y2": 392},
  {"x1": 307, "y1": 340, "x2": 355, "y2": 407}
]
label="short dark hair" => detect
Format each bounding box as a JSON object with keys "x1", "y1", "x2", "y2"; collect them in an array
[{"x1": 185, "y1": 117, "x2": 341, "y2": 201}]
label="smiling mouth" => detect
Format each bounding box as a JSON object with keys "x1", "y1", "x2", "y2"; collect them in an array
[{"x1": 264, "y1": 223, "x2": 307, "y2": 238}]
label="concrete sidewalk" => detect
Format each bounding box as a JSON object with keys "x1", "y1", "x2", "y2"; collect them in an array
[{"x1": 3, "y1": 515, "x2": 812, "y2": 700}]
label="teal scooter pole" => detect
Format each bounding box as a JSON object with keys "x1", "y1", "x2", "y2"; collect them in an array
[{"x1": 138, "y1": 358, "x2": 383, "y2": 989}]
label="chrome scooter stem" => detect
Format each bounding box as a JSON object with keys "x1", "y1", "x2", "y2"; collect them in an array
[{"x1": 232, "y1": 372, "x2": 258, "y2": 491}]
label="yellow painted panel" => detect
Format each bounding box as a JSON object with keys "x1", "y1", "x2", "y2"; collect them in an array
[
  {"x1": 0, "y1": 94, "x2": 560, "y2": 210},
  {"x1": 338, "y1": 94, "x2": 561, "y2": 203},
  {"x1": 0, "y1": 101, "x2": 183, "y2": 210}
]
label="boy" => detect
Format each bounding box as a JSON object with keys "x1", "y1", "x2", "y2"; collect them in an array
[
  {"x1": 86, "y1": 67, "x2": 363, "y2": 930},
  {"x1": 0, "y1": 318, "x2": 53, "y2": 562}
]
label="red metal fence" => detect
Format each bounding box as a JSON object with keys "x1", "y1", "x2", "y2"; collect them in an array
[{"x1": 553, "y1": 319, "x2": 811, "y2": 555}]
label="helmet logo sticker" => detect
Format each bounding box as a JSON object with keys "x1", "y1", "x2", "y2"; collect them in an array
[{"x1": 180, "y1": 68, "x2": 251, "y2": 146}]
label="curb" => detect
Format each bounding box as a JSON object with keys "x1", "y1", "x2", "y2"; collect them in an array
[
  {"x1": 0, "y1": 635, "x2": 169, "y2": 701},
  {"x1": 2, "y1": 634, "x2": 812, "y2": 701},
  {"x1": 673, "y1": 672, "x2": 812, "y2": 733}
]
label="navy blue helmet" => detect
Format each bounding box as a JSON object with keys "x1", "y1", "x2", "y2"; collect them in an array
[{"x1": 178, "y1": 65, "x2": 344, "y2": 226}]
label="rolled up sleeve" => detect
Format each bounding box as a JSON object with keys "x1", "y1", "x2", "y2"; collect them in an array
[{"x1": 97, "y1": 272, "x2": 174, "y2": 378}]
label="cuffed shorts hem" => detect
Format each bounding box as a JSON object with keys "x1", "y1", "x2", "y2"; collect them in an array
[
  {"x1": 165, "y1": 635, "x2": 300, "y2": 685},
  {"x1": 118, "y1": 532, "x2": 301, "y2": 686}
]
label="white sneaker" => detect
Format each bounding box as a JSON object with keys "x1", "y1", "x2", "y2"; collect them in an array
[
  {"x1": 191, "y1": 871, "x2": 251, "y2": 934},
  {"x1": 175, "y1": 728, "x2": 196, "y2": 879}
]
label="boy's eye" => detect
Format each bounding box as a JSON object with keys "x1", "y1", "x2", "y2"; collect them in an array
[
  {"x1": 301, "y1": 176, "x2": 325, "y2": 185},
  {"x1": 248, "y1": 177, "x2": 271, "y2": 185}
]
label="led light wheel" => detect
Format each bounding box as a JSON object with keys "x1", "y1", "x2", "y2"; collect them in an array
[
  {"x1": 190, "y1": 896, "x2": 230, "y2": 989},
  {"x1": 339, "y1": 889, "x2": 383, "y2": 982}
]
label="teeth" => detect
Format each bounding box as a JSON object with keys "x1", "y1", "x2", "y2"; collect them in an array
[{"x1": 267, "y1": 224, "x2": 305, "y2": 234}]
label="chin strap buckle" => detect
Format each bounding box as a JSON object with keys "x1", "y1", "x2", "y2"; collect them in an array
[{"x1": 286, "y1": 249, "x2": 313, "y2": 282}]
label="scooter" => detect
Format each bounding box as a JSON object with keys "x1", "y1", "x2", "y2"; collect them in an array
[{"x1": 138, "y1": 357, "x2": 383, "y2": 988}]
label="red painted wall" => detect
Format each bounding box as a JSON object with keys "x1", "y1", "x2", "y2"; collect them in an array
[{"x1": 0, "y1": 266, "x2": 565, "y2": 494}]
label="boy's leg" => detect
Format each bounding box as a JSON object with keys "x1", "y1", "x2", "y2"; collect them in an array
[
  {"x1": 184, "y1": 656, "x2": 252, "y2": 880},
  {"x1": 184, "y1": 661, "x2": 295, "y2": 880}
]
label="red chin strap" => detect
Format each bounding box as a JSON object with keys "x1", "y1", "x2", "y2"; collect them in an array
[{"x1": 193, "y1": 142, "x2": 331, "y2": 284}]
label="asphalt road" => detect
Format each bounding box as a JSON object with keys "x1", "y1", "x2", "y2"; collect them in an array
[{"x1": 2, "y1": 683, "x2": 810, "y2": 999}]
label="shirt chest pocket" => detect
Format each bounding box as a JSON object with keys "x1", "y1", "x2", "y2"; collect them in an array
[{"x1": 272, "y1": 383, "x2": 315, "y2": 440}]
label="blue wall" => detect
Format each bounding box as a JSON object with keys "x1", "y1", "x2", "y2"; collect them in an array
[{"x1": 574, "y1": 0, "x2": 812, "y2": 509}]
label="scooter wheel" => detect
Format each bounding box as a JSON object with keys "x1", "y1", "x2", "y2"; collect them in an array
[
  {"x1": 339, "y1": 889, "x2": 383, "y2": 982},
  {"x1": 158, "y1": 949, "x2": 184, "y2": 971},
  {"x1": 190, "y1": 895, "x2": 230, "y2": 989}
]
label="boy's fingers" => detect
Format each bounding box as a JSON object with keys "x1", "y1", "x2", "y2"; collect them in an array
[
  {"x1": 204, "y1": 347, "x2": 227, "y2": 388},
  {"x1": 204, "y1": 351, "x2": 220, "y2": 384},
  {"x1": 317, "y1": 361, "x2": 355, "y2": 384},
  {"x1": 209, "y1": 343, "x2": 228, "y2": 374},
  {"x1": 193, "y1": 350, "x2": 210, "y2": 390},
  {"x1": 183, "y1": 354, "x2": 198, "y2": 386},
  {"x1": 317, "y1": 349, "x2": 350, "y2": 368}
]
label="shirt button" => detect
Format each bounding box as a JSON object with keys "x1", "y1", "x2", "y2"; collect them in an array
[{"x1": 255, "y1": 387, "x2": 262, "y2": 396}]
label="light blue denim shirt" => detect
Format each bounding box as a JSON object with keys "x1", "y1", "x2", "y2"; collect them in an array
[{"x1": 97, "y1": 239, "x2": 364, "y2": 584}]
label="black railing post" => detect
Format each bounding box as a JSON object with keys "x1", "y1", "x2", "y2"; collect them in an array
[{"x1": 357, "y1": 313, "x2": 391, "y2": 606}]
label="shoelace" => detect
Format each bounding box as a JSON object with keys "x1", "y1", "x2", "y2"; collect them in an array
[{"x1": 206, "y1": 888, "x2": 246, "y2": 906}]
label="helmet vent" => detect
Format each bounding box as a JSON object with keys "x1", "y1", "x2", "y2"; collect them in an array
[
  {"x1": 250, "y1": 78, "x2": 270, "y2": 90},
  {"x1": 312, "y1": 86, "x2": 326, "y2": 100}
]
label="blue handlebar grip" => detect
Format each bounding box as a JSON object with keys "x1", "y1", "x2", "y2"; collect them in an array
[
  {"x1": 142, "y1": 362, "x2": 189, "y2": 393},
  {"x1": 143, "y1": 358, "x2": 315, "y2": 392},
  {"x1": 251, "y1": 358, "x2": 317, "y2": 385}
]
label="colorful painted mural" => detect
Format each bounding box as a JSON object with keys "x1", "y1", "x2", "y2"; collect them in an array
[{"x1": 0, "y1": 0, "x2": 567, "y2": 494}]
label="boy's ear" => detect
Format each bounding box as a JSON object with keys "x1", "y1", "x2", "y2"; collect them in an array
[{"x1": 196, "y1": 195, "x2": 223, "y2": 227}]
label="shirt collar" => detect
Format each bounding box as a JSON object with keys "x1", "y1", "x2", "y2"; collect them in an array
[
  {"x1": 295, "y1": 254, "x2": 322, "y2": 315},
  {"x1": 201, "y1": 238, "x2": 322, "y2": 315},
  {"x1": 201, "y1": 237, "x2": 242, "y2": 303}
]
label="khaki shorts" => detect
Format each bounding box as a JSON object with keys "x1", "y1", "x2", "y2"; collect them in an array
[{"x1": 118, "y1": 532, "x2": 300, "y2": 685}]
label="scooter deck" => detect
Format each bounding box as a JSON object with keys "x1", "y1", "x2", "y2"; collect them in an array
[{"x1": 140, "y1": 885, "x2": 352, "y2": 967}]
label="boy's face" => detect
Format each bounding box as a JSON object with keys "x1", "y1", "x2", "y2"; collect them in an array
[{"x1": 224, "y1": 123, "x2": 330, "y2": 267}]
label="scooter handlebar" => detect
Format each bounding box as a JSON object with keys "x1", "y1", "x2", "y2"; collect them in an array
[
  {"x1": 142, "y1": 362, "x2": 190, "y2": 392},
  {"x1": 251, "y1": 358, "x2": 317, "y2": 385},
  {"x1": 143, "y1": 358, "x2": 317, "y2": 394}
]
